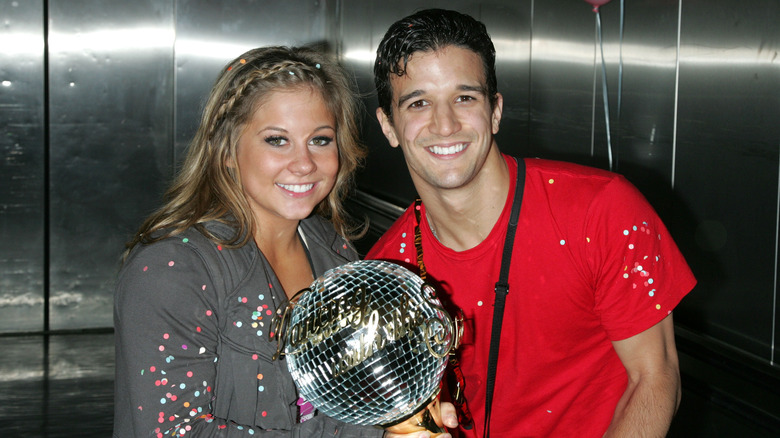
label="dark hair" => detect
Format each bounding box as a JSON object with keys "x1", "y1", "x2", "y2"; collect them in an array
[{"x1": 374, "y1": 9, "x2": 498, "y2": 120}]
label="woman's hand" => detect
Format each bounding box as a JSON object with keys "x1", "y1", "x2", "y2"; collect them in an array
[{"x1": 383, "y1": 400, "x2": 459, "y2": 438}]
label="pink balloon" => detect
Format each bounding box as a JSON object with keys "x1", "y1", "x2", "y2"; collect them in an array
[{"x1": 584, "y1": 0, "x2": 612, "y2": 12}]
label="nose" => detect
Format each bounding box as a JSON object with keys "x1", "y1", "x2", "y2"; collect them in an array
[
  {"x1": 289, "y1": 145, "x2": 316, "y2": 175},
  {"x1": 430, "y1": 103, "x2": 461, "y2": 137}
]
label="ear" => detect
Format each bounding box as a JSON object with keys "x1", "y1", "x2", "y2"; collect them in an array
[
  {"x1": 491, "y1": 93, "x2": 503, "y2": 135},
  {"x1": 376, "y1": 107, "x2": 400, "y2": 148}
]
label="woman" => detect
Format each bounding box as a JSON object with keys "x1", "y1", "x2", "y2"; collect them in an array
[{"x1": 113, "y1": 46, "x2": 382, "y2": 437}]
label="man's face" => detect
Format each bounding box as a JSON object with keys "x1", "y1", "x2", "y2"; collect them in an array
[{"x1": 376, "y1": 46, "x2": 502, "y2": 195}]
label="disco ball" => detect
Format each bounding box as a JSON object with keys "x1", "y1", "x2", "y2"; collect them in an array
[{"x1": 273, "y1": 259, "x2": 458, "y2": 427}]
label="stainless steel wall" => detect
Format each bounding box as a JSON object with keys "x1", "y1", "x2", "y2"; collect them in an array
[
  {"x1": 0, "y1": 0, "x2": 336, "y2": 332},
  {"x1": 0, "y1": 0, "x2": 778, "y2": 371},
  {"x1": 0, "y1": 0, "x2": 46, "y2": 332},
  {"x1": 46, "y1": 0, "x2": 176, "y2": 330}
]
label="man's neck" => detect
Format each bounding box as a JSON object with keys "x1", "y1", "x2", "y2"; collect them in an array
[{"x1": 420, "y1": 151, "x2": 510, "y2": 251}]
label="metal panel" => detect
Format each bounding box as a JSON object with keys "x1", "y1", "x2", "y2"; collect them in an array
[
  {"x1": 610, "y1": 0, "x2": 680, "y2": 197},
  {"x1": 0, "y1": 0, "x2": 46, "y2": 333},
  {"x1": 45, "y1": 0, "x2": 338, "y2": 329},
  {"x1": 526, "y1": 0, "x2": 780, "y2": 364},
  {"x1": 529, "y1": 1, "x2": 681, "y2": 181},
  {"x1": 174, "y1": 0, "x2": 337, "y2": 161},
  {"x1": 0, "y1": 334, "x2": 114, "y2": 436},
  {"x1": 1, "y1": 0, "x2": 778, "y2": 370},
  {"x1": 529, "y1": 1, "x2": 605, "y2": 164},
  {"x1": 672, "y1": 0, "x2": 780, "y2": 360},
  {"x1": 47, "y1": 0, "x2": 175, "y2": 329}
]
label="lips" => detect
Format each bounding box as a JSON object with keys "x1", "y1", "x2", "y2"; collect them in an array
[
  {"x1": 428, "y1": 143, "x2": 467, "y2": 156},
  {"x1": 276, "y1": 183, "x2": 315, "y2": 193}
]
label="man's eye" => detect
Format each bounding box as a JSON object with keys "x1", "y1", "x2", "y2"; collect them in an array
[
  {"x1": 265, "y1": 136, "x2": 287, "y2": 146},
  {"x1": 310, "y1": 136, "x2": 334, "y2": 146},
  {"x1": 408, "y1": 100, "x2": 428, "y2": 109},
  {"x1": 456, "y1": 95, "x2": 476, "y2": 102}
]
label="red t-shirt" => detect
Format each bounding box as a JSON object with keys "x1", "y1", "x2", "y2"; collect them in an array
[{"x1": 367, "y1": 155, "x2": 696, "y2": 437}]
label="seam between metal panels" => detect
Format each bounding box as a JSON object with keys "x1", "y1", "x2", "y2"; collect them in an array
[
  {"x1": 590, "y1": 20, "x2": 597, "y2": 158},
  {"x1": 43, "y1": 0, "x2": 51, "y2": 333},
  {"x1": 671, "y1": 0, "x2": 682, "y2": 190},
  {"x1": 773, "y1": 140, "x2": 779, "y2": 366}
]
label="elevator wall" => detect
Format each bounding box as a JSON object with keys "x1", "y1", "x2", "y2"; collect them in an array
[{"x1": 1, "y1": 0, "x2": 778, "y2": 430}]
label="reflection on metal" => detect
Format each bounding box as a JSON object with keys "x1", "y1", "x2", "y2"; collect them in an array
[
  {"x1": 0, "y1": 0, "x2": 45, "y2": 332},
  {"x1": 0, "y1": 31, "x2": 45, "y2": 55},
  {"x1": 175, "y1": 39, "x2": 252, "y2": 59},
  {"x1": 49, "y1": 28, "x2": 175, "y2": 52},
  {"x1": 0, "y1": 0, "x2": 778, "y2": 373},
  {"x1": 45, "y1": 0, "x2": 177, "y2": 330},
  {"x1": 671, "y1": 0, "x2": 683, "y2": 189}
]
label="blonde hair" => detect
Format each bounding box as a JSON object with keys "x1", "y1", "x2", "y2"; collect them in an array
[{"x1": 125, "y1": 46, "x2": 365, "y2": 257}]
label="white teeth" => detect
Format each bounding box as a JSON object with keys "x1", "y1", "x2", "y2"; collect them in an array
[
  {"x1": 430, "y1": 143, "x2": 466, "y2": 155},
  {"x1": 277, "y1": 183, "x2": 314, "y2": 193}
]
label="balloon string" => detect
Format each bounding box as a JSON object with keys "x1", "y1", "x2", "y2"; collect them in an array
[{"x1": 596, "y1": 10, "x2": 614, "y2": 171}]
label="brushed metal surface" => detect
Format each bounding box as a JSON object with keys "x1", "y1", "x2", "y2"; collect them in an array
[
  {"x1": 0, "y1": 0, "x2": 778, "y2": 367},
  {"x1": 672, "y1": 0, "x2": 780, "y2": 360},
  {"x1": 46, "y1": 0, "x2": 176, "y2": 330},
  {"x1": 0, "y1": 0, "x2": 46, "y2": 332}
]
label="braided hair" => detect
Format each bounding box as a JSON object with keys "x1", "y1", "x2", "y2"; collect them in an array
[{"x1": 125, "y1": 46, "x2": 365, "y2": 257}]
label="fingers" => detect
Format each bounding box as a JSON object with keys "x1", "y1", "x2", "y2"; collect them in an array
[
  {"x1": 439, "y1": 401, "x2": 459, "y2": 429},
  {"x1": 383, "y1": 400, "x2": 458, "y2": 437},
  {"x1": 384, "y1": 432, "x2": 452, "y2": 438}
]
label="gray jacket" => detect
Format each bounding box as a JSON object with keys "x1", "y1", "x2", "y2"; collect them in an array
[{"x1": 114, "y1": 216, "x2": 384, "y2": 437}]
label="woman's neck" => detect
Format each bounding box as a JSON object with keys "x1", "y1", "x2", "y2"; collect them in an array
[{"x1": 256, "y1": 221, "x2": 314, "y2": 299}]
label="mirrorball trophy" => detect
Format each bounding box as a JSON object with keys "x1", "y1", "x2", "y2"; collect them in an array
[{"x1": 272, "y1": 259, "x2": 462, "y2": 435}]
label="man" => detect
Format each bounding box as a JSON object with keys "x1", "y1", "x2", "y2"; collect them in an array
[{"x1": 367, "y1": 9, "x2": 696, "y2": 438}]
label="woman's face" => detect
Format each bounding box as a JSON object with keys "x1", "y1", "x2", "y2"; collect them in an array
[{"x1": 235, "y1": 85, "x2": 339, "y2": 230}]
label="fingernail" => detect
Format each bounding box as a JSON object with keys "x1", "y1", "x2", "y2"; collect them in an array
[{"x1": 444, "y1": 413, "x2": 458, "y2": 427}]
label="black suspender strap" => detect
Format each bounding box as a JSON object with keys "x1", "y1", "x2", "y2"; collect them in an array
[{"x1": 483, "y1": 157, "x2": 525, "y2": 437}]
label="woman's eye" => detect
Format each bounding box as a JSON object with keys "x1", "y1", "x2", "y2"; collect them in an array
[
  {"x1": 265, "y1": 136, "x2": 288, "y2": 146},
  {"x1": 310, "y1": 136, "x2": 334, "y2": 147}
]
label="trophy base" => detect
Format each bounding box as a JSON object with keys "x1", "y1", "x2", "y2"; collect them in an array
[{"x1": 384, "y1": 396, "x2": 445, "y2": 436}]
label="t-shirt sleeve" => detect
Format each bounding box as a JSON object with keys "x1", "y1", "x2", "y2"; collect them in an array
[{"x1": 586, "y1": 175, "x2": 696, "y2": 341}]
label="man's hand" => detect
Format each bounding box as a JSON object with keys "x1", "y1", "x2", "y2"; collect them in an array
[{"x1": 384, "y1": 400, "x2": 459, "y2": 438}]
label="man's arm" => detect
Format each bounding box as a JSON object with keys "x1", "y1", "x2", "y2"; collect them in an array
[{"x1": 604, "y1": 314, "x2": 681, "y2": 438}]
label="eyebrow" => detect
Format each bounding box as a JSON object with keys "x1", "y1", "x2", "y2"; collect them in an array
[
  {"x1": 397, "y1": 90, "x2": 423, "y2": 108},
  {"x1": 262, "y1": 126, "x2": 289, "y2": 133},
  {"x1": 260, "y1": 125, "x2": 335, "y2": 134},
  {"x1": 396, "y1": 84, "x2": 487, "y2": 108}
]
